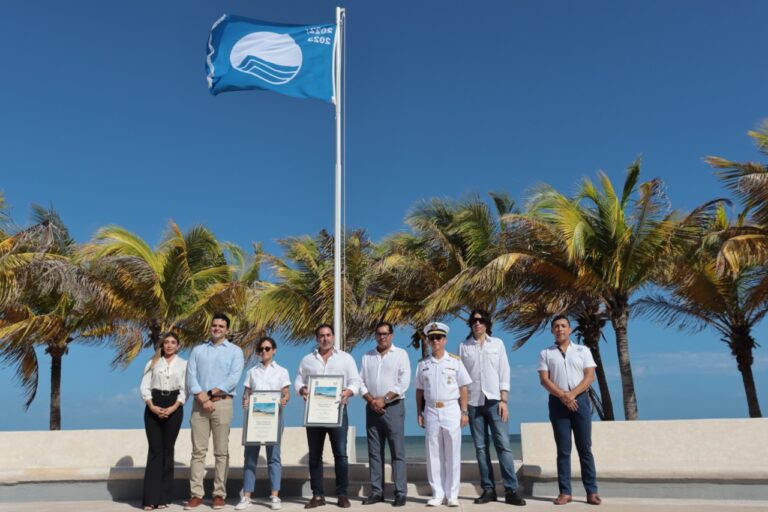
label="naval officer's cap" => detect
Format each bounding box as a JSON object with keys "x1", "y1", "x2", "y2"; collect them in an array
[{"x1": 423, "y1": 321, "x2": 449, "y2": 336}]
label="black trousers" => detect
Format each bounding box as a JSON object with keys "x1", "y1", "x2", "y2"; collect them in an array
[
  {"x1": 306, "y1": 407, "x2": 349, "y2": 497},
  {"x1": 142, "y1": 391, "x2": 183, "y2": 507}
]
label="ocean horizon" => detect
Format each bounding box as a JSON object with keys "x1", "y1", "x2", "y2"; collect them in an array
[{"x1": 355, "y1": 434, "x2": 522, "y2": 462}]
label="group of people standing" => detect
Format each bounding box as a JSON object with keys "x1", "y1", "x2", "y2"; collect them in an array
[{"x1": 139, "y1": 311, "x2": 601, "y2": 510}]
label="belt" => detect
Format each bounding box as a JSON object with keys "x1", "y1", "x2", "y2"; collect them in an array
[
  {"x1": 151, "y1": 389, "x2": 179, "y2": 397},
  {"x1": 209, "y1": 394, "x2": 232, "y2": 402},
  {"x1": 427, "y1": 400, "x2": 457, "y2": 409}
]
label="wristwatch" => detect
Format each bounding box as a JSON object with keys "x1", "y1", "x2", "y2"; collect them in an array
[{"x1": 461, "y1": 410, "x2": 469, "y2": 416}]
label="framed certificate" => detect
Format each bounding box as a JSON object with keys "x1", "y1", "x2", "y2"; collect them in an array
[
  {"x1": 243, "y1": 390, "x2": 282, "y2": 445},
  {"x1": 304, "y1": 374, "x2": 344, "y2": 427}
]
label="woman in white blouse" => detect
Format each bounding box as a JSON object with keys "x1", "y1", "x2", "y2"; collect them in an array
[
  {"x1": 236, "y1": 336, "x2": 291, "y2": 511},
  {"x1": 139, "y1": 332, "x2": 187, "y2": 510}
]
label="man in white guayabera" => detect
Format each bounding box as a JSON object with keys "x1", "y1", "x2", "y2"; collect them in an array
[{"x1": 359, "y1": 322, "x2": 411, "y2": 507}]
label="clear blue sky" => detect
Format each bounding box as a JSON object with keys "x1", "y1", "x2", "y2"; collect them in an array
[{"x1": 0, "y1": 0, "x2": 766, "y2": 435}]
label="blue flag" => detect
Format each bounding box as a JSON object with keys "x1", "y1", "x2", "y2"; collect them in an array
[{"x1": 206, "y1": 14, "x2": 336, "y2": 102}]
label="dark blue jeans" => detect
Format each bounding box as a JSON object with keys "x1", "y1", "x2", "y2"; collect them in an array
[
  {"x1": 548, "y1": 393, "x2": 598, "y2": 495},
  {"x1": 306, "y1": 407, "x2": 349, "y2": 497},
  {"x1": 467, "y1": 399, "x2": 519, "y2": 492}
]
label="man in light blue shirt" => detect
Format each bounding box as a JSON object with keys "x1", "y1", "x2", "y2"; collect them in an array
[{"x1": 185, "y1": 313, "x2": 244, "y2": 510}]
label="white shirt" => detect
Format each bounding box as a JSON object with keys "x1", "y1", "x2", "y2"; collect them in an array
[
  {"x1": 415, "y1": 353, "x2": 471, "y2": 403},
  {"x1": 359, "y1": 345, "x2": 411, "y2": 399},
  {"x1": 460, "y1": 335, "x2": 511, "y2": 406},
  {"x1": 294, "y1": 348, "x2": 362, "y2": 396},
  {"x1": 244, "y1": 361, "x2": 291, "y2": 391},
  {"x1": 538, "y1": 342, "x2": 596, "y2": 393},
  {"x1": 140, "y1": 355, "x2": 187, "y2": 403}
]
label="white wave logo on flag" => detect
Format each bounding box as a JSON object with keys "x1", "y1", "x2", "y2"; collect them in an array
[{"x1": 230, "y1": 32, "x2": 303, "y2": 85}]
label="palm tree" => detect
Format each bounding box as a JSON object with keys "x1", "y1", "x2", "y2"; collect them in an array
[
  {"x1": 411, "y1": 193, "x2": 517, "y2": 321},
  {"x1": 253, "y1": 229, "x2": 403, "y2": 350},
  {"x1": 217, "y1": 242, "x2": 268, "y2": 360},
  {"x1": 468, "y1": 209, "x2": 617, "y2": 420},
  {"x1": 638, "y1": 203, "x2": 765, "y2": 417},
  {"x1": 0, "y1": 207, "x2": 124, "y2": 429},
  {"x1": 512, "y1": 160, "x2": 680, "y2": 420},
  {"x1": 82, "y1": 222, "x2": 239, "y2": 365},
  {"x1": 708, "y1": 121, "x2": 768, "y2": 227},
  {"x1": 705, "y1": 121, "x2": 768, "y2": 272},
  {"x1": 377, "y1": 193, "x2": 516, "y2": 356}
]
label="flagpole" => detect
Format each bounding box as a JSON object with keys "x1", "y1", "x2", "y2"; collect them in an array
[{"x1": 333, "y1": 6, "x2": 345, "y2": 351}]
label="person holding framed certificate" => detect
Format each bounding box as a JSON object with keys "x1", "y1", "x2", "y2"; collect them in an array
[
  {"x1": 236, "y1": 336, "x2": 291, "y2": 511},
  {"x1": 295, "y1": 324, "x2": 361, "y2": 509}
]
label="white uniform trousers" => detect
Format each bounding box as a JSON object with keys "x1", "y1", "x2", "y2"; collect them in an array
[{"x1": 424, "y1": 400, "x2": 462, "y2": 501}]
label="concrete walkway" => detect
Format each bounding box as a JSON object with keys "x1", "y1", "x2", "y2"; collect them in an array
[{"x1": 2, "y1": 496, "x2": 767, "y2": 512}]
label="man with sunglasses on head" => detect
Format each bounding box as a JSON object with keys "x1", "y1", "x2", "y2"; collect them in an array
[
  {"x1": 460, "y1": 309, "x2": 525, "y2": 506},
  {"x1": 359, "y1": 322, "x2": 411, "y2": 507},
  {"x1": 415, "y1": 322, "x2": 471, "y2": 507}
]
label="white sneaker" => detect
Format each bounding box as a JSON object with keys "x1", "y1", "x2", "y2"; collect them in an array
[
  {"x1": 270, "y1": 497, "x2": 282, "y2": 510},
  {"x1": 446, "y1": 498, "x2": 460, "y2": 507},
  {"x1": 427, "y1": 498, "x2": 444, "y2": 507},
  {"x1": 235, "y1": 496, "x2": 252, "y2": 510}
]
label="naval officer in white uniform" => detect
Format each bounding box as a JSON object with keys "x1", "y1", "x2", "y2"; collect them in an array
[{"x1": 415, "y1": 322, "x2": 471, "y2": 507}]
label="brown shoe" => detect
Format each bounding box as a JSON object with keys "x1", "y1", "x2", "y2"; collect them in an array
[
  {"x1": 213, "y1": 496, "x2": 226, "y2": 510},
  {"x1": 587, "y1": 494, "x2": 602, "y2": 505},
  {"x1": 306, "y1": 496, "x2": 327, "y2": 509},
  {"x1": 184, "y1": 496, "x2": 204, "y2": 510},
  {"x1": 553, "y1": 494, "x2": 572, "y2": 505},
  {"x1": 337, "y1": 496, "x2": 351, "y2": 508}
]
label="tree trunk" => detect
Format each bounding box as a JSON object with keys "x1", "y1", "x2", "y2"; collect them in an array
[
  {"x1": 731, "y1": 331, "x2": 762, "y2": 418},
  {"x1": 48, "y1": 344, "x2": 66, "y2": 430},
  {"x1": 586, "y1": 341, "x2": 615, "y2": 421},
  {"x1": 577, "y1": 311, "x2": 615, "y2": 421},
  {"x1": 610, "y1": 302, "x2": 638, "y2": 420},
  {"x1": 149, "y1": 320, "x2": 163, "y2": 349}
]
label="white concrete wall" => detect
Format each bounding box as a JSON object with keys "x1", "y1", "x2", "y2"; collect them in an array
[
  {"x1": 0, "y1": 426, "x2": 355, "y2": 483},
  {"x1": 521, "y1": 418, "x2": 768, "y2": 480},
  {"x1": 4, "y1": 418, "x2": 766, "y2": 484}
]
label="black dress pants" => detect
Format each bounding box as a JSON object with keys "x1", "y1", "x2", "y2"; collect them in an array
[{"x1": 142, "y1": 392, "x2": 183, "y2": 507}]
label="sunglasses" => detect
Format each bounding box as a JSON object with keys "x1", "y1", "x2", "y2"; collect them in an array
[
  {"x1": 470, "y1": 317, "x2": 486, "y2": 325},
  {"x1": 427, "y1": 335, "x2": 445, "y2": 341},
  {"x1": 255, "y1": 346, "x2": 273, "y2": 353}
]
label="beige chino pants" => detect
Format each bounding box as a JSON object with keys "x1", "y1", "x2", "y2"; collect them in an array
[{"x1": 189, "y1": 398, "x2": 233, "y2": 498}]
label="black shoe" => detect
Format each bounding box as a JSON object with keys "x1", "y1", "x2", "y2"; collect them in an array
[
  {"x1": 474, "y1": 490, "x2": 497, "y2": 504},
  {"x1": 505, "y1": 491, "x2": 526, "y2": 506},
  {"x1": 392, "y1": 496, "x2": 406, "y2": 507},
  {"x1": 362, "y1": 495, "x2": 385, "y2": 505},
  {"x1": 305, "y1": 496, "x2": 327, "y2": 509},
  {"x1": 337, "y1": 496, "x2": 351, "y2": 509}
]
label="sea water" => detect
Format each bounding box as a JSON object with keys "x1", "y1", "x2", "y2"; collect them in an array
[{"x1": 355, "y1": 434, "x2": 522, "y2": 462}]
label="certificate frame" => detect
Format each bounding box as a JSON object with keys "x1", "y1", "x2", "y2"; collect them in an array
[
  {"x1": 243, "y1": 390, "x2": 282, "y2": 446},
  {"x1": 303, "y1": 374, "x2": 344, "y2": 427}
]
